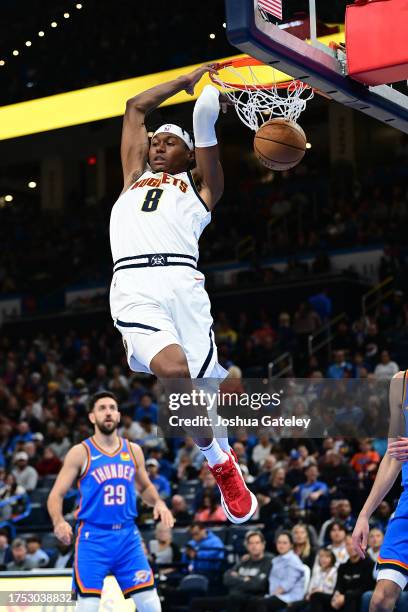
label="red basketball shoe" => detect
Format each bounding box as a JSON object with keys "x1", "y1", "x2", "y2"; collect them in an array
[{"x1": 209, "y1": 452, "x2": 258, "y2": 524}]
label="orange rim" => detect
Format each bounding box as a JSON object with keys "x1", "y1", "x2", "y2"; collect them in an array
[{"x1": 210, "y1": 56, "x2": 313, "y2": 92}]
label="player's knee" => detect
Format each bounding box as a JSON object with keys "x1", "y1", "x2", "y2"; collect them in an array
[
  {"x1": 131, "y1": 588, "x2": 161, "y2": 611},
  {"x1": 370, "y1": 583, "x2": 400, "y2": 612},
  {"x1": 156, "y1": 362, "x2": 190, "y2": 378},
  {"x1": 75, "y1": 596, "x2": 100, "y2": 612}
]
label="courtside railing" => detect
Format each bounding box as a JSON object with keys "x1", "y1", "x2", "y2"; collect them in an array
[
  {"x1": 361, "y1": 276, "x2": 394, "y2": 318},
  {"x1": 308, "y1": 312, "x2": 347, "y2": 358},
  {"x1": 268, "y1": 351, "x2": 294, "y2": 379}
]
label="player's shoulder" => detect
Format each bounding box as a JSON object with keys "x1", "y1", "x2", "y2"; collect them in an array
[
  {"x1": 64, "y1": 442, "x2": 88, "y2": 465},
  {"x1": 128, "y1": 441, "x2": 144, "y2": 463}
]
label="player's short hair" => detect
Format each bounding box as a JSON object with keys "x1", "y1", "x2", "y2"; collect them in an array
[
  {"x1": 245, "y1": 530, "x2": 265, "y2": 545},
  {"x1": 88, "y1": 391, "x2": 119, "y2": 412}
]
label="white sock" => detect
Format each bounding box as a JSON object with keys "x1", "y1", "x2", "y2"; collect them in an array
[
  {"x1": 216, "y1": 438, "x2": 231, "y2": 453},
  {"x1": 198, "y1": 440, "x2": 228, "y2": 467}
]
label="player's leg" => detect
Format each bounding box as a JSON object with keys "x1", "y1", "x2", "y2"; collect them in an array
[
  {"x1": 130, "y1": 589, "x2": 162, "y2": 611},
  {"x1": 75, "y1": 597, "x2": 100, "y2": 612},
  {"x1": 72, "y1": 524, "x2": 109, "y2": 609},
  {"x1": 150, "y1": 344, "x2": 228, "y2": 465},
  {"x1": 370, "y1": 576, "x2": 403, "y2": 612}
]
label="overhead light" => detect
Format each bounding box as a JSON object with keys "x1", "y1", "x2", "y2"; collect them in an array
[
  {"x1": 28, "y1": 181, "x2": 37, "y2": 189},
  {"x1": 0, "y1": 60, "x2": 5, "y2": 66},
  {"x1": 306, "y1": 142, "x2": 312, "y2": 149},
  {"x1": 26, "y1": 82, "x2": 34, "y2": 88},
  {"x1": 38, "y1": 31, "x2": 45, "y2": 37},
  {"x1": 25, "y1": 41, "x2": 32, "y2": 47},
  {"x1": 64, "y1": 12, "x2": 70, "y2": 18},
  {"x1": 5, "y1": 195, "x2": 13, "y2": 202},
  {"x1": 223, "y1": 22, "x2": 226, "y2": 28},
  {"x1": 209, "y1": 33, "x2": 216, "y2": 39},
  {"x1": 51, "y1": 22, "x2": 58, "y2": 28},
  {"x1": 12, "y1": 50, "x2": 19, "y2": 56},
  {"x1": 76, "y1": 3, "x2": 83, "y2": 8}
]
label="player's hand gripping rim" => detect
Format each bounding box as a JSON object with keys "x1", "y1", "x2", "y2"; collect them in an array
[
  {"x1": 153, "y1": 500, "x2": 175, "y2": 528},
  {"x1": 54, "y1": 520, "x2": 73, "y2": 545},
  {"x1": 184, "y1": 63, "x2": 219, "y2": 95},
  {"x1": 351, "y1": 515, "x2": 369, "y2": 560},
  {"x1": 388, "y1": 437, "x2": 408, "y2": 461}
]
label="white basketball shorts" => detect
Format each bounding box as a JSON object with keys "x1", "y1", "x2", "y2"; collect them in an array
[{"x1": 109, "y1": 261, "x2": 227, "y2": 379}]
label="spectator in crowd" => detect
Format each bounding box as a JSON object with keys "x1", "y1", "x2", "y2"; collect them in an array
[
  {"x1": 350, "y1": 439, "x2": 381, "y2": 477},
  {"x1": 145, "y1": 459, "x2": 171, "y2": 499},
  {"x1": 253, "y1": 455, "x2": 278, "y2": 492},
  {"x1": 0, "y1": 473, "x2": 27, "y2": 520},
  {"x1": 148, "y1": 522, "x2": 181, "y2": 568},
  {"x1": 194, "y1": 490, "x2": 227, "y2": 523},
  {"x1": 25, "y1": 535, "x2": 50, "y2": 568},
  {"x1": 12, "y1": 452, "x2": 38, "y2": 491},
  {"x1": 262, "y1": 467, "x2": 293, "y2": 506},
  {"x1": 290, "y1": 547, "x2": 338, "y2": 611},
  {"x1": 292, "y1": 523, "x2": 316, "y2": 568},
  {"x1": 117, "y1": 412, "x2": 144, "y2": 442},
  {"x1": 36, "y1": 447, "x2": 62, "y2": 476},
  {"x1": 48, "y1": 427, "x2": 71, "y2": 460},
  {"x1": 327, "y1": 351, "x2": 352, "y2": 379},
  {"x1": 319, "y1": 500, "x2": 341, "y2": 546},
  {"x1": 9, "y1": 421, "x2": 33, "y2": 453},
  {"x1": 294, "y1": 465, "x2": 329, "y2": 511},
  {"x1": 366, "y1": 528, "x2": 384, "y2": 563},
  {"x1": 191, "y1": 530, "x2": 273, "y2": 611},
  {"x1": 327, "y1": 521, "x2": 349, "y2": 567},
  {"x1": 0, "y1": 529, "x2": 12, "y2": 569},
  {"x1": 250, "y1": 531, "x2": 305, "y2": 610},
  {"x1": 48, "y1": 541, "x2": 74, "y2": 569},
  {"x1": 6, "y1": 538, "x2": 34, "y2": 571},
  {"x1": 182, "y1": 521, "x2": 224, "y2": 575},
  {"x1": 134, "y1": 394, "x2": 158, "y2": 424},
  {"x1": 371, "y1": 500, "x2": 392, "y2": 533},
  {"x1": 252, "y1": 432, "x2": 274, "y2": 467},
  {"x1": 170, "y1": 495, "x2": 192, "y2": 525},
  {"x1": 175, "y1": 437, "x2": 205, "y2": 474},
  {"x1": 329, "y1": 535, "x2": 375, "y2": 612},
  {"x1": 373, "y1": 350, "x2": 399, "y2": 380}
]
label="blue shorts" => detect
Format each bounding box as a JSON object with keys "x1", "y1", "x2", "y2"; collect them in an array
[
  {"x1": 378, "y1": 490, "x2": 408, "y2": 576},
  {"x1": 73, "y1": 521, "x2": 154, "y2": 598}
]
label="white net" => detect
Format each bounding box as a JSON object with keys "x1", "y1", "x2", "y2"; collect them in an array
[{"x1": 212, "y1": 64, "x2": 314, "y2": 131}]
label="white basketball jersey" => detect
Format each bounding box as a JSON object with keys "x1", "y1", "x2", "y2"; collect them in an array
[{"x1": 110, "y1": 170, "x2": 211, "y2": 264}]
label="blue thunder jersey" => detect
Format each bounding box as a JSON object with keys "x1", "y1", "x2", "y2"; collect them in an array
[
  {"x1": 77, "y1": 437, "x2": 138, "y2": 525},
  {"x1": 402, "y1": 371, "x2": 408, "y2": 488}
]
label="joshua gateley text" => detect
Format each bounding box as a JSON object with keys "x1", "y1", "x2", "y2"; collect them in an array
[{"x1": 168, "y1": 415, "x2": 311, "y2": 429}]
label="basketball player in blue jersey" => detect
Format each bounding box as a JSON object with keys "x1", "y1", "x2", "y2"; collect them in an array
[
  {"x1": 109, "y1": 63, "x2": 257, "y2": 524},
  {"x1": 47, "y1": 391, "x2": 172, "y2": 612},
  {"x1": 352, "y1": 371, "x2": 408, "y2": 612}
]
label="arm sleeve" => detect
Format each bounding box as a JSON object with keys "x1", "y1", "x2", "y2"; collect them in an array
[{"x1": 193, "y1": 85, "x2": 220, "y2": 148}]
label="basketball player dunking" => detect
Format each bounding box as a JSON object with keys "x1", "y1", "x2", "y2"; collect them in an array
[
  {"x1": 48, "y1": 391, "x2": 171, "y2": 611},
  {"x1": 352, "y1": 371, "x2": 408, "y2": 612},
  {"x1": 109, "y1": 63, "x2": 257, "y2": 523}
]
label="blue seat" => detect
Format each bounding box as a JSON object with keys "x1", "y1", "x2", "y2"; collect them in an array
[{"x1": 179, "y1": 573, "x2": 209, "y2": 594}]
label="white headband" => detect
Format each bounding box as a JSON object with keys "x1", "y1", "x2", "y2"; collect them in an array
[{"x1": 152, "y1": 124, "x2": 194, "y2": 150}]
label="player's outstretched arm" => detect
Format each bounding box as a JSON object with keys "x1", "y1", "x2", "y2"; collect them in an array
[
  {"x1": 121, "y1": 63, "x2": 218, "y2": 190},
  {"x1": 130, "y1": 442, "x2": 174, "y2": 528},
  {"x1": 192, "y1": 85, "x2": 224, "y2": 210},
  {"x1": 47, "y1": 444, "x2": 87, "y2": 545},
  {"x1": 352, "y1": 371, "x2": 405, "y2": 559}
]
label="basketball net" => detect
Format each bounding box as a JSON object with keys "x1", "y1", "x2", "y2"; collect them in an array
[{"x1": 211, "y1": 59, "x2": 314, "y2": 132}]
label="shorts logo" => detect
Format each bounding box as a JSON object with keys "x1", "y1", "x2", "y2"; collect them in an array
[
  {"x1": 150, "y1": 255, "x2": 165, "y2": 266},
  {"x1": 120, "y1": 452, "x2": 130, "y2": 461},
  {"x1": 133, "y1": 569, "x2": 151, "y2": 585}
]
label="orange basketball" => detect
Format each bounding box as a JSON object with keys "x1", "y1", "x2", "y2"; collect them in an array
[{"x1": 254, "y1": 118, "x2": 307, "y2": 171}]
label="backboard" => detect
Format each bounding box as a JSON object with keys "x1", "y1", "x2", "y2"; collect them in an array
[{"x1": 225, "y1": 0, "x2": 408, "y2": 133}]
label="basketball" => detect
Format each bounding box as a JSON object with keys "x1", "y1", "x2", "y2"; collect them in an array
[{"x1": 253, "y1": 118, "x2": 307, "y2": 171}]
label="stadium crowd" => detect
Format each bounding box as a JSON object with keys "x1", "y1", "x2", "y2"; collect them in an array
[
  {"x1": 0, "y1": 281, "x2": 407, "y2": 610},
  {"x1": 0, "y1": 0, "x2": 351, "y2": 106},
  {"x1": 1, "y1": 161, "x2": 408, "y2": 299}
]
